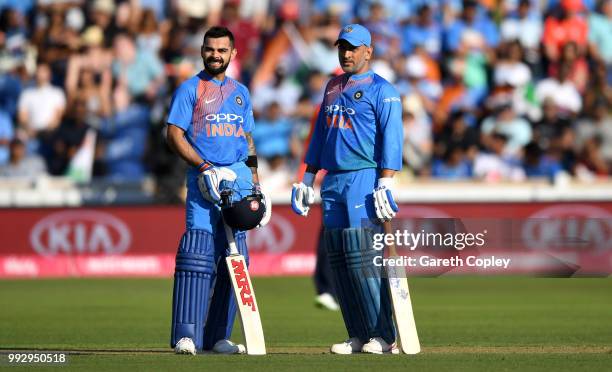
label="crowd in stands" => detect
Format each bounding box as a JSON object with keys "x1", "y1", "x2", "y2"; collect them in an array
[{"x1": 0, "y1": 0, "x2": 611, "y2": 201}]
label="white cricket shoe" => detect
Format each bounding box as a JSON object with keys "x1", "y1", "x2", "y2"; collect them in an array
[
  {"x1": 330, "y1": 337, "x2": 364, "y2": 354},
  {"x1": 361, "y1": 337, "x2": 400, "y2": 354},
  {"x1": 315, "y1": 293, "x2": 340, "y2": 311},
  {"x1": 212, "y1": 339, "x2": 246, "y2": 354},
  {"x1": 175, "y1": 337, "x2": 196, "y2": 355}
]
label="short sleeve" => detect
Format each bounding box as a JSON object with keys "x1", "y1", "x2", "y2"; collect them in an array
[{"x1": 167, "y1": 81, "x2": 194, "y2": 130}]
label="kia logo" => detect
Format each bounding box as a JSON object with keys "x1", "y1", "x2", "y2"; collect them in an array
[
  {"x1": 523, "y1": 205, "x2": 612, "y2": 250},
  {"x1": 248, "y1": 214, "x2": 294, "y2": 253},
  {"x1": 30, "y1": 211, "x2": 132, "y2": 256}
]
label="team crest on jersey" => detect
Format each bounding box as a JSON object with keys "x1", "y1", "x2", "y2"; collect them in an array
[
  {"x1": 235, "y1": 96, "x2": 243, "y2": 106},
  {"x1": 354, "y1": 90, "x2": 363, "y2": 100}
]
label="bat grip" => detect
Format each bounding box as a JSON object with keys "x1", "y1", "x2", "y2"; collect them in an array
[{"x1": 223, "y1": 220, "x2": 240, "y2": 255}]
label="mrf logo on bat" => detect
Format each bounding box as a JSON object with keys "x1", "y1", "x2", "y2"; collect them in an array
[{"x1": 231, "y1": 258, "x2": 256, "y2": 311}]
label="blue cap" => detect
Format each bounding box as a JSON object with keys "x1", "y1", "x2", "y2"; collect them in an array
[{"x1": 335, "y1": 24, "x2": 371, "y2": 48}]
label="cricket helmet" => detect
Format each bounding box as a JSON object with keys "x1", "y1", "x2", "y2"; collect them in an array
[{"x1": 220, "y1": 190, "x2": 266, "y2": 231}]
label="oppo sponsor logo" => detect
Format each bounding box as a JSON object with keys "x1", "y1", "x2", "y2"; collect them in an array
[
  {"x1": 30, "y1": 211, "x2": 131, "y2": 256},
  {"x1": 231, "y1": 258, "x2": 256, "y2": 311},
  {"x1": 523, "y1": 205, "x2": 612, "y2": 250},
  {"x1": 324, "y1": 105, "x2": 355, "y2": 115},
  {"x1": 205, "y1": 113, "x2": 244, "y2": 123}
]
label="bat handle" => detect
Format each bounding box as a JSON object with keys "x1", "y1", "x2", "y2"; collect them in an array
[{"x1": 223, "y1": 220, "x2": 240, "y2": 256}]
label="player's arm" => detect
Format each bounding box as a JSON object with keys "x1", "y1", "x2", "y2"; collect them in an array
[
  {"x1": 166, "y1": 124, "x2": 204, "y2": 168},
  {"x1": 303, "y1": 100, "x2": 326, "y2": 175},
  {"x1": 373, "y1": 84, "x2": 403, "y2": 222},
  {"x1": 165, "y1": 81, "x2": 205, "y2": 169},
  {"x1": 245, "y1": 132, "x2": 259, "y2": 184},
  {"x1": 291, "y1": 101, "x2": 326, "y2": 217}
]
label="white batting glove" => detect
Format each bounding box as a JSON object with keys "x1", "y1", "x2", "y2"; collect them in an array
[
  {"x1": 373, "y1": 177, "x2": 399, "y2": 222},
  {"x1": 253, "y1": 183, "x2": 272, "y2": 228},
  {"x1": 198, "y1": 165, "x2": 237, "y2": 204},
  {"x1": 291, "y1": 172, "x2": 315, "y2": 217}
]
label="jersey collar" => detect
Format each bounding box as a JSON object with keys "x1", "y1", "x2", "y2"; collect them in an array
[
  {"x1": 347, "y1": 69, "x2": 373, "y2": 81},
  {"x1": 198, "y1": 70, "x2": 227, "y2": 86}
]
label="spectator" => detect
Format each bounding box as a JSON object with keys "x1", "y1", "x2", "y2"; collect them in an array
[
  {"x1": 532, "y1": 98, "x2": 572, "y2": 151},
  {"x1": 522, "y1": 141, "x2": 564, "y2": 180},
  {"x1": 363, "y1": 2, "x2": 401, "y2": 59},
  {"x1": 17, "y1": 63, "x2": 66, "y2": 150},
  {"x1": 0, "y1": 66, "x2": 22, "y2": 119},
  {"x1": 575, "y1": 100, "x2": 612, "y2": 165},
  {"x1": 588, "y1": 0, "x2": 612, "y2": 70},
  {"x1": 548, "y1": 41, "x2": 588, "y2": 93},
  {"x1": 434, "y1": 110, "x2": 479, "y2": 161},
  {"x1": 443, "y1": 0, "x2": 499, "y2": 53},
  {"x1": 542, "y1": 0, "x2": 588, "y2": 63},
  {"x1": 535, "y1": 63, "x2": 582, "y2": 115},
  {"x1": 401, "y1": 5, "x2": 442, "y2": 59},
  {"x1": 0, "y1": 137, "x2": 47, "y2": 178},
  {"x1": 480, "y1": 100, "x2": 532, "y2": 156},
  {"x1": 431, "y1": 145, "x2": 472, "y2": 180},
  {"x1": 500, "y1": 0, "x2": 542, "y2": 68},
  {"x1": 576, "y1": 137, "x2": 609, "y2": 177},
  {"x1": 251, "y1": 101, "x2": 296, "y2": 160},
  {"x1": 0, "y1": 109, "x2": 13, "y2": 165},
  {"x1": 397, "y1": 55, "x2": 442, "y2": 115},
  {"x1": 112, "y1": 33, "x2": 164, "y2": 101},
  {"x1": 251, "y1": 65, "x2": 302, "y2": 116},
  {"x1": 582, "y1": 61, "x2": 612, "y2": 116},
  {"x1": 136, "y1": 8, "x2": 163, "y2": 56},
  {"x1": 473, "y1": 132, "x2": 526, "y2": 182},
  {"x1": 47, "y1": 98, "x2": 91, "y2": 175},
  {"x1": 97, "y1": 84, "x2": 150, "y2": 179},
  {"x1": 403, "y1": 110, "x2": 432, "y2": 175}
]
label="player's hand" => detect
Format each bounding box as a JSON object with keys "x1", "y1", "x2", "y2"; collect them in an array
[
  {"x1": 291, "y1": 172, "x2": 315, "y2": 217},
  {"x1": 198, "y1": 164, "x2": 237, "y2": 204},
  {"x1": 253, "y1": 183, "x2": 272, "y2": 228},
  {"x1": 373, "y1": 177, "x2": 398, "y2": 222}
]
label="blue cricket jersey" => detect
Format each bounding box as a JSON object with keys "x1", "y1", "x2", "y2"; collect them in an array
[
  {"x1": 167, "y1": 70, "x2": 254, "y2": 169},
  {"x1": 305, "y1": 70, "x2": 403, "y2": 172}
]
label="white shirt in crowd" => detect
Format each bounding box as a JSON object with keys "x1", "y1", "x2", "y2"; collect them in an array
[
  {"x1": 535, "y1": 79, "x2": 582, "y2": 114},
  {"x1": 18, "y1": 84, "x2": 66, "y2": 132}
]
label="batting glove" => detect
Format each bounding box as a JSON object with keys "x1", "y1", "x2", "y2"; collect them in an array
[
  {"x1": 291, "y1": 172, "x2": 315, "y2": 217},
  {"x1": 253, "y1": 183, "x2": 272, "y2": 228},
  {"x1": 197, "y1": 163, "x2": 237, "y2": 204},
  {"x1": 373, "y1": 177, "x2": 399, "y2": 222}
]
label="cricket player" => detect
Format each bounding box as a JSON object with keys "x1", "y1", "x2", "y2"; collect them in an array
[
  {"x1": 166, "y1": 26, "x2": 270, "y2": 355},
  {"x1": 292, "y1": 24, "x2": 403, "y2": 354}
]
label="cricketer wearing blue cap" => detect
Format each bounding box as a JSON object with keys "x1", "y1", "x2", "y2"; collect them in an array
[{"x1": 292, "y1": 24, "x2": 403, "y2": 354}]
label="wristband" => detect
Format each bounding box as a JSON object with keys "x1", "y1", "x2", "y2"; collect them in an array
[
  {"x1": 302, "y1": 172, "x2": 315, "y2": 187},
  {"x1": 246, "y1": 155, "x2": 258, "y2": 168},
  {"x1": 198, "y1": 161, "x2": 212, "y2": 172}
]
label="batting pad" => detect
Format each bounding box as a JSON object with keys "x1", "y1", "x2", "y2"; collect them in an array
[
  {"x1": 203, "y1": 231, "x2": 249, "y2": 350},
  {"x1": 343, "y1": 228, "x2": 396, "y2": 344},
  {"x1": 325, "y1": 228, "x2": 368, "y2": 341},
  {"x1": 171, "y1": 229, "x2": 215, "y2": 351}
]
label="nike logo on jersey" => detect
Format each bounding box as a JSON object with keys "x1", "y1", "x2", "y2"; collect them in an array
[
  {"x1": 205, "y1": 98, "x2": 216, "y2": 104},
  {"x1": 354, "y1": 203, "x2": 365, "y2": 209}
]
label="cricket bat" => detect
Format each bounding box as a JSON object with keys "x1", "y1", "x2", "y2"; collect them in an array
[
  {"x1": 224, "y1": 222, "x2": 266, "y2": 355},
  {"x1": 384, "y1": 222, "x2": 421, "y2": 354}
]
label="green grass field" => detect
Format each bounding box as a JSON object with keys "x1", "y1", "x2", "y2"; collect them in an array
[{"x1": 1, "y1": 277, "x2": 611, "y2": 371}]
